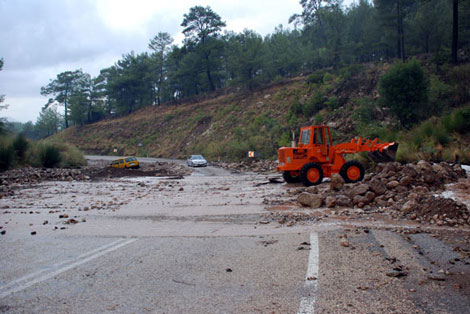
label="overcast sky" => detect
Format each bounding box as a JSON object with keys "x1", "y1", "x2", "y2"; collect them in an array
[{"x1": 0, "y1": 0, "x2": 355, "y2": 123}]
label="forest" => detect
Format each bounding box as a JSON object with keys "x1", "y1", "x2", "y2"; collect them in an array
[{"x1": 3, "y1": 0, "x2": 470, "y2": 139}]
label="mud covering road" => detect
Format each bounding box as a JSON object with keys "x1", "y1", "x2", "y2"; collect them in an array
[{"x1": 0, "y1": 157, "x2": 469, "y2": 313}]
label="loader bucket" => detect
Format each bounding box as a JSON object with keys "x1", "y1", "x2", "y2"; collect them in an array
[{"x1": 367, "y1": 143, "x2": 399, "y2": 163}]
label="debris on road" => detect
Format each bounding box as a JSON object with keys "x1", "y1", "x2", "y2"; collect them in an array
[{"x1": 271, "y1": 161, "x2": 470, "y2": 228}]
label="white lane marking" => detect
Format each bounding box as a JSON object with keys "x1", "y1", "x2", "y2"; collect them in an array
[
  {"x1": 0, "y1": 239, "x2": 128, "y2": 292},
  {"x1": 298, "y1": 232, "x2": 319, "y2": 314},
  {"x1": 0, "y1": 238, "x2": 136, "y2": 299}
]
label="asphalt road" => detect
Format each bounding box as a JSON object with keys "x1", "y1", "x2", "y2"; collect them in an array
[{"x1": 0, "y1": 157, "x2": 469, "y2": 313}]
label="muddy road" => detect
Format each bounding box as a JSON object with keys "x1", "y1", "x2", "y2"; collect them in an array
[{"x1": 0, "y1": 157, "x2": 470, "y2": 313}]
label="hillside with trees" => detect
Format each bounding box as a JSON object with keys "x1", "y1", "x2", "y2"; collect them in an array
[{"x1": 3, "y1": 0, "x2": 470, "y2": 165}]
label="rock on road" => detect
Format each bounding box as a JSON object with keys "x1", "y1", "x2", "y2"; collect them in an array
[{"x1": 0, "y1": 157, "x2": 469, "y2": 313}]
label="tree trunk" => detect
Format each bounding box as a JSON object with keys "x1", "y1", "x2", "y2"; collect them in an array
[
  {"x1": 64, "y1": 94, "x2": 69, "y2": 129},
  {"x1": 396, "y1": 0, "x2": 402, "y2": 60},
  {"x1": 396, "y1": 0, "x2": 405, "y2": 62},
  {"x1": 452, "y1": 0, "x2": 459, "y2": 65},
  {"x1": 204, "y1": 52, "x2": 215, "y2": 91}
]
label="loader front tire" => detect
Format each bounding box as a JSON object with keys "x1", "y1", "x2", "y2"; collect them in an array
[
  {"x1": 300, "y1": 162, "x2": 324, "y2": 186},
  {"x1": 282, "y1": 171, "x2": 300, "y2": 183},
  {"x1": 340, "y1": 160, "x2": 365, "y2": 183}
]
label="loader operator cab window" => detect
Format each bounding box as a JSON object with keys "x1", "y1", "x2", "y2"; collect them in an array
[
  {"x1": 300, "y1": 129, "x2": 310, "y2": 145},
  {"x1": 313, "y1": 128, "x2": 323, "y2": 145}
]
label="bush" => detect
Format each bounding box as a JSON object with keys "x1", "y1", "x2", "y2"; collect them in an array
[
  {"x1": 323, "y1": 72, "x2": 334, "y2": 84},
  {"x1": 450, "y1": 64, "x2": 470, "y2": 105},
  {"x1": 12, "y1": 133, "x2": 28, "y2": 163},
  {"x1": 314, "y1": 113, "x2": 324, "y2": 124},
  {"x1": 0, "y1": 145, "x2": 13, "y2": 171},
  {"x1": 58, "y1": 143, "x2": 86, "y2": 168},
  {"x1": 325, "y1": 96, "x2": 341, "y2": 110},
  {"x1": 307, "y1": 71, "x2": 324, "y2": 84},
  {"x1": 442, "y1": 107, "x2": 470, "y2": 134},
  {"x1": 352, "y1": 97, "x2": 376, "y2": 123},
  {"x1": 40, "y1": 145, "x2": 62, "y2": 168},
  {"x1": 429, "y1": 75, "x2": 452, "y2": 115},
  {"x1": 303, "y1": 91, "x2": 324, "y2": 117},
  {"x1": 379, "y1": 59, "x2": 429, "y2": 127},
  {"x1": 339, "y1": 64, "x2": 364, "y2": 80}
]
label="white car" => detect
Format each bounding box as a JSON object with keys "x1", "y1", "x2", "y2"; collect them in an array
[{"x1": 187, "y1": 155, "x2": 208, "y2": 167}]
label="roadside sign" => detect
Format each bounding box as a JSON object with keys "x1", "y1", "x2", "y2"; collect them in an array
[
  {"x1": 248, "y1": 151, "x2": 255, "y2": 158},
  {"x1": 113, "y1": 148, "x2": 117, "y2": 153}
]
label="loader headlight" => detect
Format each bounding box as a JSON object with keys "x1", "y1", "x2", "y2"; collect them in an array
[
  {"x1": 287, "y1": 157, "x2": 291, "y2": 163},
  {"x1": 279, "y1": 162, "x2": 285, "y2": 166}
]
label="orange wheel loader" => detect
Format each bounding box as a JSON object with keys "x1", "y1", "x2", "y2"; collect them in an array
[{"x1": 277, "y1": 125, "x2": 398, "y2": 186}]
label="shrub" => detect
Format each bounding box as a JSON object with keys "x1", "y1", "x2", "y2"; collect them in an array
[
  {"x1": 0, "y1": 145, "x2": 13, "y2": 171},
  {"x1": 428, "y1": 75, "x2": 452, "y2": 115},
  {"x1": 58, "y1": 143, "x2": 86, "y2": 168},
  {"x1": 40, "y1": 145, "x2": 62, "y2": 168},
  {"x1": 352, "y1": 97, "x2": 376, "y2": 123},
  {"x1": 323, "y1": 72, "x2": 334, "y2": 84},
  {"x1": 314, "y1": 113, "x2": 324, "y2": 124},
  {"x1": 307, "y1": 71, "x2": 324, "y2": 84},
  {"x1": 450, "y1": 64, "x2": 470, "y2": 105},
  {"x1": 339, "y1": 64, "x2": 364, "y2": 80},
  {"x1": 12, "y1": 133, "x2": 29, "y2": 163},
  {"x1": 442, "y1": 107, "x2": 470, "y2": 134},
  {"x1": 303, "y1": 91, "x2": 324, "y2": 117},
  {"x1": 378, "y1": 59, "x2": 429, "y2": 127},
  {"x1": 325, "y1": 96, "x2": 341, "y2": 110}
]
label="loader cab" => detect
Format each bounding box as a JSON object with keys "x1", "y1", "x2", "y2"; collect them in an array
[{"x1": 298, "y1": 125, "x2": 332, "y2": 157}]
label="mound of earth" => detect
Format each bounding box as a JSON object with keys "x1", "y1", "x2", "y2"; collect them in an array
[
  {"x1": 290, "y1": 160, "x2": 470, "y2": 228},
  {"x1": 85, "y1": 162, "x2": 191, "y2": 180}
]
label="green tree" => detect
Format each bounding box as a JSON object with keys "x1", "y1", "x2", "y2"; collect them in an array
[
  {"x1": 41, "y1": 70, "x2": 86, "y2": 128},
  {"x1": 149, "y1": 32, "x2": 174, "y2": 106},
  {"x1": 181, "y1": 6, "x2": 226, "y2": 91},
  {"x1": 344, "y1": 0, "x2": 380, "y2": 63},
  {"x1": 35, "y1": 106, "x2": 62, "y2": 138},
  {"x1": 374, "y1": 0, "x2": 414, "y2": 61},
  {"x1": 379, "y1": 59, "x2": 429, "y2": 127},
  {"x1": 105, "y1": 52, "x2": 155, "y2": 115},
  {"x1": 225, "y1": 30, "x2": 265, "y2": 90}
]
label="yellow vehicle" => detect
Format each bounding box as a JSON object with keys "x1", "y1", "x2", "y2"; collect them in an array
[{"x1": 110, "y1": 156, "x2": 140, "y2": 169}]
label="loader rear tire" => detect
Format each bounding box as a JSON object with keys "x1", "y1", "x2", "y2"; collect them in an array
[
  {"x1": 282, "y1": 171, "x2": 300, "y2": 183},
  {"x1": 340, "y1": 160, "x2": 365, "y2": 183},
  {"x1": 300, "y1": 162, "x2": 324, "y2": 186}
]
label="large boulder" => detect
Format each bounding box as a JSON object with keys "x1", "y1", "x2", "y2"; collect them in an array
[
  {"x1": 330, "y1": 174, "x2": 345, "y2": 191},
  {"x1": 336, "y1": 195, "x2": 352, "y2": 207},
  {"x1": 349, "y1": 184, "x2": 369, "y2": 198},
  {"x1": 325, "y1": 196, "x2": 336, "y2": 208},
  {"x1": 298, "y1": 192, "x2": 324, "y2": 208},
  {"x1": 369, "y1": 179, "x2": 387, "y2": 195}
]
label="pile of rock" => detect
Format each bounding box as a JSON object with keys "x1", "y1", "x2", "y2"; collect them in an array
[
  {"x1": 1, "y1": 167, "x2": 90, "y2": 186},
  {"x1": 297, "y1": 161, "x2": 469, "y2": 227},
  {"x1": 213, "y1": 159, "x2": 277, "y2": 173}
]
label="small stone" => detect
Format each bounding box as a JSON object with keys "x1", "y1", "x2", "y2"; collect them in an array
[
  {"x1": 428, "y1": 274, "x2": 446, "y2": 281},
  {"x1": 340, "y1": 240, "x2": 350, "y2": 247},
  {"x1": 226, "y1": 268, "x2": 232, "y2": 273},
  {"x1": 386, "y1": 269, "x2": 407, "y2": 278},
  {"x1": 0, "y1": 230, "x2": 5, "y2": 235},
  {"x1": 31, "y1": 231, "x2": 37, "y2": 235}
]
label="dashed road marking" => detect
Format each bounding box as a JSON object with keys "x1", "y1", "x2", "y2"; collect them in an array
[
  {"x1": 0, "y1": 238, "x2": 136, "y2": 299},
  {"x1": 298, "y1": 232, "x2": 319, "y2": 314}
]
